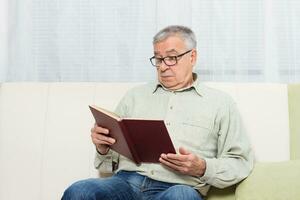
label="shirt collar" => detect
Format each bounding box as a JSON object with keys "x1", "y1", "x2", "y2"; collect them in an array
[{"x1": 152, "y1": 73, "x2": 204, "y2": 96}]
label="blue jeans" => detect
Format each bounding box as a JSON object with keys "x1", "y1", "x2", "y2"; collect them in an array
[{"x1": 62, "y1": 170, "x2": 203, "y2": 200}]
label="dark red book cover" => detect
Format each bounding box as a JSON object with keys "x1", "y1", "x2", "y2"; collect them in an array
[{"x1": 89, "y1": 105, "x2": 176, "y2": 164}]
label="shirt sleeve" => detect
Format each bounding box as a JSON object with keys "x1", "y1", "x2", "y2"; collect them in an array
[
  {"x1": 199, "y1": 100, "x2": 254, "y2": 188},
  {"x1": 93, "y1": 89, "x2": 133, "y2": 173},
  {"x1": 94, "y1": 149, "x2": 119, "y2": 173}
]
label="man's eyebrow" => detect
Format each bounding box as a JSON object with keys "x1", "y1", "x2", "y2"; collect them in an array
[
  {"x1": 165, "y1": 49, "x2": 179, "y2": 54},
  {"x1": 154, "y1": 49, "x2": 179, "y2": 56}
]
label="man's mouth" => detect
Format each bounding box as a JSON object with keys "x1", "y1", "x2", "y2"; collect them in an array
[{"x1": 160, "y1": 74, "x2": 173, "y2": 78}]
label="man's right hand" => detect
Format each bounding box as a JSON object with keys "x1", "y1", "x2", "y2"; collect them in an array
[{"x1": 91, "y1": 124, "x2": 116, "y2": 155}]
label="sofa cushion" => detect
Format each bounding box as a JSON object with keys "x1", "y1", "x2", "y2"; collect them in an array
[
  {"x1": 205, "y1": 185, "x2": 236, "y2": 200},
  {"x1": 235, "y1": 160, "x2": 300, "y2": 200}
]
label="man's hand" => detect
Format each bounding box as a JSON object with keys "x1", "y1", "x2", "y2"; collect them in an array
[
  {"x1": 90, "y1": 123, "x2": 116, "y2": 155},
  {"x1": 159, "y1": 147, "x2": 206, "y2": 177}
]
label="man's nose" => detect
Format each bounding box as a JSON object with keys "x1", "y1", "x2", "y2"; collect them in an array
[{"x1": 158, "y1": 62, "x2": 169, "y2": 71}]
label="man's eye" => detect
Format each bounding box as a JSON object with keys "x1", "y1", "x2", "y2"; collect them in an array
[
  {"x1": 165, "y1": 56, "x2": 176, "y2": 61},
  {"x1": 155, "y1": 58, "x2": 163, "y2": 63}
]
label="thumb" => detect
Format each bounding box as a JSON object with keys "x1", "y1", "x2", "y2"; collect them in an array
[{"x1": 179, "y1": 147, "x2": 191, "y2": 155}]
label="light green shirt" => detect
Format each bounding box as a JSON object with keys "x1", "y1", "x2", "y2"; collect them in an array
[{"x1": 94, "y1": 74, "x2": 254, "y2": 195}]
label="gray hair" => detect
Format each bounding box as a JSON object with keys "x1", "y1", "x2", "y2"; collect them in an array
[{"x1": 153, "y1": 25, "x2": 197, "y2": 49}]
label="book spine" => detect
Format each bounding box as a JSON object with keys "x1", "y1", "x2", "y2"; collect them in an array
[{"x1": 118, "y1": 121, "x2": 141, "y2": 164}]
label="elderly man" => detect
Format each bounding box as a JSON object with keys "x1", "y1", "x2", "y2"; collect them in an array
[{"x1": 62, "y1": 25, "x2": 254, "y2": 200}]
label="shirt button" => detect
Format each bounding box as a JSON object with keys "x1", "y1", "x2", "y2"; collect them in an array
[
  {"x1": 151, "y1": 170, "x2": 154, "y2": 175},
  {"x1": 170, "y1": 106, "x2": 173, "y2": 110}
]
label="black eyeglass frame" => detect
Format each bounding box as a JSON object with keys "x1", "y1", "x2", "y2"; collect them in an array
[{"x1": 149, "y1": 49, "x2": 193, "y2": 67}]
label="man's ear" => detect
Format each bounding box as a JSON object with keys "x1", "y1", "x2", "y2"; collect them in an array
[{"x1": 191, "y1": 49, "x2": 197, "y2": 65}]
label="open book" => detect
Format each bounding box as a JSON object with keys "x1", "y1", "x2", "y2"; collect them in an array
[{"x1": 89, "y1": 105, "x2": 176, "y2": 164}]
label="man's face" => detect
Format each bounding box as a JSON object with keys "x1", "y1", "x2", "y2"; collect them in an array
[{"x1": 153, "y1": 36, "x2": 197, "y2": 90}]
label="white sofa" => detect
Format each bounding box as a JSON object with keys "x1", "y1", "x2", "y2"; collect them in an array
[{"x1": 0, "y1": 82, "x2": 299, "y2": 200}]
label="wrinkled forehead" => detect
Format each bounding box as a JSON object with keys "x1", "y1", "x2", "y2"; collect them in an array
[{"x1": 154, "y1": 49, "x2": 179, "y2": 56}]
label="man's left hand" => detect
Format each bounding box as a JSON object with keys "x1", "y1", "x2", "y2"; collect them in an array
[{"x1": 159, "y1": 147, "x2": 206, "y2": 177}]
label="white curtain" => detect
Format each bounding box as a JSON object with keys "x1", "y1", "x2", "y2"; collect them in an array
[
  {"x1": 0, "y1": 0, "x2": 8, "y2": 81},
  {"x1": 1, "y1": 0, "x2": 299, "y2": 82}
]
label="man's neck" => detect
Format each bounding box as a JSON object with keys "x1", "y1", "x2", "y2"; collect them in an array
[{"x1": 163, "y1": 74, "x2": 195, "y2": 91}]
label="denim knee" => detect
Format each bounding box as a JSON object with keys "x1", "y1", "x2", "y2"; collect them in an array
[
  {"x1": 61, "y1": 176, "x2": 139, "y2": 200},
  {"x1": 61, "y1": 178, "x2": 103, "y2": 200},
  {"x1": 157, "y1": 185, "x2": 202, "y2": 200}
]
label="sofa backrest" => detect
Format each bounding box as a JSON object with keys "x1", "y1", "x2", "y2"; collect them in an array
[{"x1": 0, "y1": 82, "x2": 298, "y2": 200}]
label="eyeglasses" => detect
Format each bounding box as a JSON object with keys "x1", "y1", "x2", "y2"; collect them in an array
[{"x1": 149, "y1": 49, "x2": 192, "y2": 67}]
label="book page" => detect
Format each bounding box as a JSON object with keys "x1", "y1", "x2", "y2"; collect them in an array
[{"x1": 89, "y1": 105, "x2": 121, "y2": 121}]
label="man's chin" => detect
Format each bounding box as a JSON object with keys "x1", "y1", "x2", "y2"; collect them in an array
[{"x1": 159, "y1": 80, "x2": 177, "y2": 89}]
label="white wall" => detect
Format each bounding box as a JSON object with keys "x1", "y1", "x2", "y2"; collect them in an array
[{"x1": 0, "y1": 82, "x2": 290, "y2": 199}]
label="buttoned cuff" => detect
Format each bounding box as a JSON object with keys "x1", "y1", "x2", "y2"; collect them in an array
[
  {"x1": 94, "y1": 149, "x2": 119, "y2": 173},
  {"x1": 94, "y1": 149, "x2": 112, "y2": 167},
  {"x1": 199, "y1": 158, "x2": 217, "y2": 184}
]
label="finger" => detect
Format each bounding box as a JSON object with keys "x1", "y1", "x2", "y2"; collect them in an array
[
  {"x1": 159, "y1": 157, "x2": 185, "y2": 171},
  {"x1": 93, "y1": 138, "x2": 111, "y2": 146},
  {"x1": 160, "y1": 157, "x2": 192, "y2": 175},
  {"x1": 160, "y1": 154, "x2": 185, "y2": 167},
  {"x1": 98, "y1": 135, "x2": 115, "y2": 144},
  {"x1": 164, "y1": 153, "x2": 188, "y2": 162},
  {"x1": 92, "y1": 125, "x2": 109, "y2": 135},
  {"x1": 92, "y1": 135, "x2": 115, "y2": 146},
  {"x1": 179, "y1": 147, "x2": 191, "y2": 155},
  {"x1": 92, "y1": 133, "x2": 115, "y2": 144}
]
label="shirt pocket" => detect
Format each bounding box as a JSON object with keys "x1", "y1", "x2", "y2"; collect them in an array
[{"x1": 178, "y1": 116, "x2": 213, "y2": 151}]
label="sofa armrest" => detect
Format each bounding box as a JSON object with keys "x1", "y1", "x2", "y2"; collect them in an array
[{"x1": 235, "y1": 160, "x2": 300, "y2": 200}]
